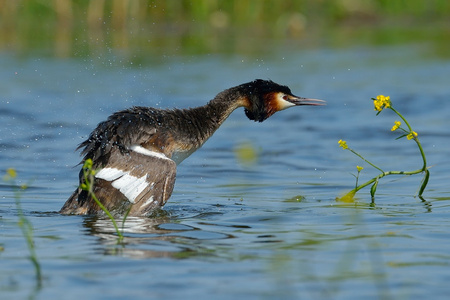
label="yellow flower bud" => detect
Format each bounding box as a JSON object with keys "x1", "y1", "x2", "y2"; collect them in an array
[
  {"x1": 391, "y1": 121, "x2": 401, "y2": 131},
  {"x1": 407, "y1": 131, "x2": 418, "y2": 140},
  {"x1": 338, "y1": 139, "x2": 348, "y2": 150}
]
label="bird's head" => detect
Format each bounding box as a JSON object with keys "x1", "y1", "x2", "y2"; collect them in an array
[{"x1": 239, "y1": 79, "x2": 325, "y2": 122}]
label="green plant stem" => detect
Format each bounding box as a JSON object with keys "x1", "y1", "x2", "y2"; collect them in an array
[
  {"x1": 13, "y1": 185, "x2": 42, "y2": 287},
  {"x1": 390, "y1": 106, "x2": 429, "y2": 196},
  {"x1": 355, "y1": 172, "x2": 360, "y2": 190},
  {"x1": 390, "y1": 107, "x2": 427, "y2": 171},
  {"x1": 390, "y1": 107, "x2": 412, "y2": 131},
  {"x1": 346, "y1": 166, "x2": 429, "y2": 198},
  {"x1": 349, "y1": 149, "x2": 384, "y2": 173},
  {"x1": 83, "y1": 167, "x2": 124, "y2": 243},
  {"x1": 121, "y1": 205, "x2": 132, "y2": 233}
]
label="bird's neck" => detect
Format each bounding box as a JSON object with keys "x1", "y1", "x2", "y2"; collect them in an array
[
  {"x1": 170, "y1": 87, "x2": 247, "y2": 159},
  {"x1": 187, "y1": 89, "x2": 246, "y2": 142}
]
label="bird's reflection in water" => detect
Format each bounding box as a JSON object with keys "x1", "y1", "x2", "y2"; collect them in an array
[{"x1": 82, "y1": 211, "x2": 233, "y2": 259}]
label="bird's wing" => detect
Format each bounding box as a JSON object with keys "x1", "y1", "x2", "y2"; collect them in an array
[
  {"x1": 61, "y1": 146, "x2": 176, "y2": 216},
  {"x1": 92, "y1": 146, "x2": 177, "y2": 216}
]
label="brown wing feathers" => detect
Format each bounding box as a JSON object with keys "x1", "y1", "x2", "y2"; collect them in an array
[{"x1": 61, "y1": 107, "x2": 177, "y2": 216}]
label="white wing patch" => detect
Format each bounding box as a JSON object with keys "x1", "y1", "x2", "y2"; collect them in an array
[
  {"x1": 129, "y1": 145, "x2": 171, "y2": 161},
  {"x1": 112, "y1": 174, "x2": 148, "y2": 204},
  {"x1": 130, "y1": 144, "x2": 192, "y2": 165},
  {"x1": 95, "y1": 167, "x2": 125, "y2": 181},
  {"x1": 95, "y1": 167, "x2": 148, "y2": 204}
]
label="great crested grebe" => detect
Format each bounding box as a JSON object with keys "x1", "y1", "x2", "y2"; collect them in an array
[{"x1": 60, "y1": 79, "x2": 324, "y2": 216}]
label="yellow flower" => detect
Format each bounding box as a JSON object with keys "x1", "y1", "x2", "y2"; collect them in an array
[
  {"x1": 407, "y1": 131, "x2": 418, "y2": 140},
  {"x1": 338, "y1": 139, "x2": 348, "y2": 150},
  {"x1": 373, "y1": 95, "x2": 391, "y2": 112},
  {"x1": 384, "y1": 96, "x2": 391, "y2": 108},
  {"x1": 373, "y1": 99, "x2": 383, "y2": 111},
  {"x1": 356, "y1": 166, "x2": 363, "y2": 172},
  {"x1": 391, "y1": 121, "x2": 401, "y2": 131}
]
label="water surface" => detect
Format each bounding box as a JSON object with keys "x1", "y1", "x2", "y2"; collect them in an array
[{"x1": 1, "y1": 44, "x2": 450, "y2": 299}]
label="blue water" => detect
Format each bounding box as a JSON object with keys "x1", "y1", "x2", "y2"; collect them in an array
[{"x1": 1, "y1": 44, "x2": 450, "y2": 299}]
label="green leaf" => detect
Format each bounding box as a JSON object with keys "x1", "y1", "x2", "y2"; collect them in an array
[
  {"x1": 418, "y1": 170, "x2": 430, "y2": 196},
  {"x1": 370, "y1": 179, "x2": 379, "y2": 198}
]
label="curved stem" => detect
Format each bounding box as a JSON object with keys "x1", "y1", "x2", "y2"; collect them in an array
[
  {"x1": 415, "y1": 139, "x2": 427, "y2": 171},
  {"x1": 391, "y1": 107, "x2": 427, "y2": 171},
  {"x1": 390, "y1": 107, "x2": 412, "y2": 132}
]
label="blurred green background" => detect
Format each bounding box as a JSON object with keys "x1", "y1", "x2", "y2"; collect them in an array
[{"x1": 1, "y1": 0, "x2": 449, "y2": 60}]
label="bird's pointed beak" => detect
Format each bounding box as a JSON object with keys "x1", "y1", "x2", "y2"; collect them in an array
[{"x1": 288, "y1": 95, "x2": 326, "y2": 106}]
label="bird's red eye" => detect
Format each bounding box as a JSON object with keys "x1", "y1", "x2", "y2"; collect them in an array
[{"x1": 282, "y1": 94, "x2": 288, "y2": 100}]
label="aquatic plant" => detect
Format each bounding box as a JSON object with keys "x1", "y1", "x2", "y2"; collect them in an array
[
  {"x1": 338, "y1": 95, "x2": 429, "y2": 202},
  {"x1": 3, "y1": 168, "x2": 42, "y2": 286},
  {"x1": 80, "y1": 159, "x2": 129, "y2": 243}
]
